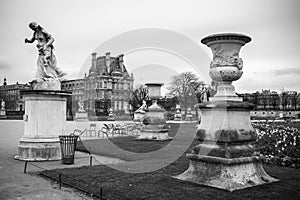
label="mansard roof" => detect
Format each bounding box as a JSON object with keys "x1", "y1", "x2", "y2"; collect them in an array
[{"x1": 88, "y1": 53, "x2": 130, "y2": 77}]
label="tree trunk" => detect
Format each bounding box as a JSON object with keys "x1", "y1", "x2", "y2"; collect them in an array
[{"x1": 184, "y1": 97, "x2": 188, "y2": 120}]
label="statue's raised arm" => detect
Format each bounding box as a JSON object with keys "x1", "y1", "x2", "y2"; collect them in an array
[
  {"x1": 25, "y1": 22, "x2": 65, "y2": 90},
  {"x1": 25, "y1": 33, "x2": 35, "y2": 44}
]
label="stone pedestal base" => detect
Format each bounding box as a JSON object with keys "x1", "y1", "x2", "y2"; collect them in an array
[
  {"x1": 134, "y1": 112, "x2": 146, "y2": 121},
  {"x1": 15, "y1": 138, "x2": 61, "y2": 161},
  {"x1": 74, "y1": 111, "x2": 88, "y2": 122},
  {"x1": 33, "y1": 78, "x2": 61, "y2": 90},
  {"x1": 209, "y1": 96, "x2": 243, "y2": 102},
  {"x1": 0, "y1": 109, "x2": 6, "y2": 119},
  {"x1": 175, "y1": 101, "x2": 278, "y2": 191},
  {"x1": 107, "y1": 109, "x2": 115, "y2": 121},
  {"x1": 174, "y1": 113, "x2": 182, "y2": 121},
  {"x1": 185, "y1": 114, "x2": 193, "y2": 121},
  {"x1": 15, "y1": 90, "x2": 70, "y2": 161},
  {"x1": 135, "y1": 124, "x2": 172, "y2": 141},
  {"x1": 174, "y1": 155, "x2": 278, "y2": 192},
  {"x1": 107, "y1": 116, "x2": 115, "y2": 121}
]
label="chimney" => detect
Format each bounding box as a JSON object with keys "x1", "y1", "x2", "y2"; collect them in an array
[
  {"x1": 3, "y1": 78, "x2": 7, "y2": 86},
  {"x1": 118, "y1": 54, "x2": 124, "y2": 72},
  {"x1": 105, "y1": 52, "x2": 111, "y2": 73},
  {"x1": 91, "y1": 52, "x2": 97, "y2": 70}
]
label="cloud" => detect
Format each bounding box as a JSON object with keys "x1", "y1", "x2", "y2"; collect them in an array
[
  {"x1": 271, "y1": 67, "x2": 300, "y2": 76},
  {"x1": 0, "y1": 65, "x2": 9, "y2": 70},
  {"x1": 0, "y1": 56, "x2": 10, "y2": 70},
  {"x1": 254, "y1": 67, "x2": 300, "y2": 76}
]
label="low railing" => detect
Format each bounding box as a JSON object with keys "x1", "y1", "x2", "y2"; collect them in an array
[{"x1": 23, "y1": 155, "x2": 106, "y2": 199}]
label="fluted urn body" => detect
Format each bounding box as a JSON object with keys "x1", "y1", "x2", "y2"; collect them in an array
[{"x1": 201, "y1": 33, "x2": 251, "y2": 101}]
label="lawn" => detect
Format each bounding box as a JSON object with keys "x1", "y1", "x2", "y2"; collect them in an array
[
  {"x1": 40, "y1": 154, "x2": 300, "y2": 200},
  {"x1": 76, "y1": 123, "x2": 197, "y2": 161},
  {"x1": 40, "y1": 122, "x2": 300, "y2": 199}
]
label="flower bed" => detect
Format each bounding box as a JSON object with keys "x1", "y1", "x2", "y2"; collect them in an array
[{"x1": 253, "y1": 122, "x2": 300, "y2": 168}]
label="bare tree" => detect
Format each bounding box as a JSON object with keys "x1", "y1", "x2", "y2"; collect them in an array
[
  {"x1": 280, "y1": 87, "x2": 288, "y2": 110},
  {"x1": 129, "y1": 85, "x2": 151, "y2": 112},
  {"x1": 167, "y1": 72, "x2": 203, "y2": 118},
  {"x1": 291, "y1": 92, "x2": 298, "y2": 110},
  {"x1": 270, "y1": 93, "x2": 280, "y2": 110}
]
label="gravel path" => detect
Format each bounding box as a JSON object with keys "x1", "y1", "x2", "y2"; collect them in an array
[{"x1": 0, "y1": 120, "x2": 122, "y2": 200}]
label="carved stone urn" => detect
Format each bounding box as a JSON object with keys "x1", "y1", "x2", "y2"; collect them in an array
[
  {"x1": 201, "y1": 33, "x2": 251, "y2": 101},
  {"x1": 174, "y1": 33, "x2": 278, "y2": 191},
  {"x1": 135, "y1": 83, "x2": 172, "y2": 141}
]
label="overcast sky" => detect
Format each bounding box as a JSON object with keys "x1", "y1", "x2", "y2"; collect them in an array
[{"x1": 0, "y1": 0, "x2": 299, "y2": 94}]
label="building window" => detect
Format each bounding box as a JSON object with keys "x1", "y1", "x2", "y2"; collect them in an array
[
  {"x1": 116, "y1": 101, "x2": 119, "y2": 110},
  {"x1": 104, "y1": 82, "x2": 107, "y2": 88}
]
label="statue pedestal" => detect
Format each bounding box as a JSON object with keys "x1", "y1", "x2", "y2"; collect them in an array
[
  {"x1": 185, "y1": 111, "x2": 193, "y2": 121},
  {"x1": 137, "y1": 124, "x2": 171, "y2": 140},
  {"x1": 174, "y1": 105, "x2": 182, "y2": 121},
  {"x1": 174, "y1": 101, "x2": 278, "y2": 191},
  {"x1": 0, "y1": 109, "x2": 6, "y2": 119},
  {"x1": 174, "y1": 109, "x2": 182, "y2": 121},
  {"x1": 74, "y1": 111, "x2": 88, "y2": 122},
  {"x1": 107, "y1": 108, "x2": 115, "y2": 121},
  {"x1": 136, "y1": 101, "x2": 172, "y2": 141},
  {"x1": 174, "y1": 113, "x2": 182, "y2": 121},
  {"x1": 15, "y1": 90, "x2": 71, "y2": 161},
  {"x1": 134, "y1": 110, "x2": 146, "y2": 121}
]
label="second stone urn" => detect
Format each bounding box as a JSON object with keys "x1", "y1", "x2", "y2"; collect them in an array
[{"x1": 135, "y1": 83, "x2": 172, "y2": 141}]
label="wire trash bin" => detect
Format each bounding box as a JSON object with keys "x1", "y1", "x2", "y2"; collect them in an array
[{"x1": 59, "y1": 135, "x2": 79, "y2": 164}]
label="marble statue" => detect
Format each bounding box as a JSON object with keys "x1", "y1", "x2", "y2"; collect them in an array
[
  {"x1": 25, "y1": 22, "x2": 64, "y2": 89},
  {"x1": 136, "y1": 100, "x2": 147, "y2": 113},
  {"x1": 78, "y1": 101, "x2": 85, "y2": 112},
  {"x1": 199, "y1": 87, "x2": 209, "y2": 103},
  {"x1": 1, "y1": 100, "x2": 5, "y2": 110}
]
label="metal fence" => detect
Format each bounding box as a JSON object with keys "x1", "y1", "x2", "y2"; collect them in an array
[{"x1": 23, "y1": 156, "x2": 107, "y2": 200}]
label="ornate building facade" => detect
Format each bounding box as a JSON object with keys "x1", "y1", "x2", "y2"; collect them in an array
[
  {"x1": 61, "y1": 52, "x2": 134, "y2": 119},
  {"x1": 0, "y1": 78, "x2": 29, "y2": 112},
  {"x1": 239, "y1": 89, "x2": 300, "y2": 119}
]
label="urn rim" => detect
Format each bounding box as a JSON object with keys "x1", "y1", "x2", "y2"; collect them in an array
[{"x1": 201, "y1": 33, "x2": 251, "y2": 45}]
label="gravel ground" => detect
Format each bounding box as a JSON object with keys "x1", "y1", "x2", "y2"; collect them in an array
[{"x1": 0, "y1": 120, "x2": 111, "y2": 200}]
